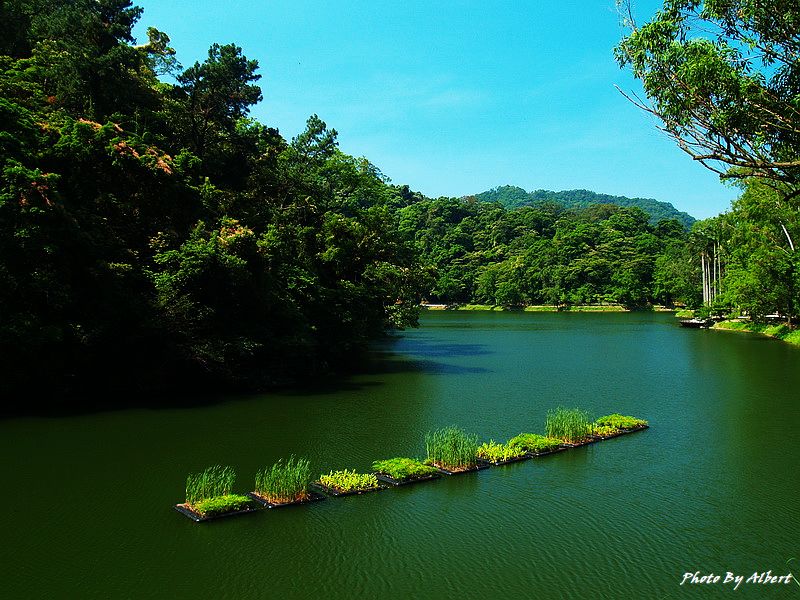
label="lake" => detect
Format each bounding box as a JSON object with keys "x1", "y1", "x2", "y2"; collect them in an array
[{"x1": 2, "y1": 311, "x2": 799, "y2": 598}]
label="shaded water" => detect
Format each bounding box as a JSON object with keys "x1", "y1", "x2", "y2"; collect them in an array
[{"x1": 2, "y1": 312, "x2": 799, "y2": 598}]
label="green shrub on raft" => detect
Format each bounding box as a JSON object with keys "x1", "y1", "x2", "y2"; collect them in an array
[
  {"x1": 425, "y1": 426, "x2": 479, "y2": 471},
  {"x1": 545, "y1": 407, "x2": 594, "y2": 443},
  {"x1": 318, "y1": 469, "x2": 380, "y2": 492},
  {"x1": 507, "y1": 433, "x2": 563, "y2": 453},
  {"x1": 371, "y1": 457, "x2": 439, "y2": 480},
  {"x1": 595, "y1": 414, "x2": 648, "y2": 430},
  {"x1": 254, "y1": 455, "x2": 311, "y2": 504},
  {"x1": 192, "y1": 494, "x2": 254, "y2": 516},
  {"x1": 594, "y1": 424, "x2": 620, "y2": 437},
  {"x1": 185, "y1": 465, "x2": 236, "y2": 505},
  {"x1": 476, "y1": 440, "x2": 527, "y2": 462}
]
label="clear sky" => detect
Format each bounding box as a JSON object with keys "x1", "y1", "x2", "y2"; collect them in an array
[{"x1": 131, "y1": 0, "x2": 737, "y2": 220}]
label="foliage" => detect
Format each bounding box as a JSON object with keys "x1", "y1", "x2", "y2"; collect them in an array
[
  {"x1": 0, "y1": 3, "x2": 428, "y2": 401},
  {"x1": 616, "y1": 0, "x2": 800, "y2": 188},
  {"x1": 254, "y1": 456, "x2": 310, "y2": 504},
  {"x1": 545, "y1": 407, "x2": 594, "y2": 443},
  {"x1": 192, "y1": 494, "x2": 254, "y2": 516},
  {"x1": 424, "y1": 426, "x2": 479, "y2": 470},
  {"x1": 594, "y1": 425, "x2": 620, "y2": 437},
  {"x1": 318, "y1": 469, "x2": 380, "y2": 493},
  {"x1": 400, "y1": 196, "x2": 693, "y2": 307},
  {"x1": 476, "y1": 185, "x2": 695, "y2": 228},
  {"x1": 475, "y1": 440, "x2": 527, "y2": 462},
  {"x1": 716, "y1": 181, "x2": 800, "y2": 323},
  {"x1": 371, "y1": 457, "x2": 439, "y2": 480},
  {"x1": 595, "y1": 414, "x2": 648, "y2": 430},
  {"x1": 506, "y1": 433, "x2": 563, "y2": 454},
  {"x1": 185, "y1": 465, "x2": 236, "y2": 505}
]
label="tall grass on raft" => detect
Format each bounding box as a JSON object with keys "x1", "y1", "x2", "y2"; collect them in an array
[
  {"x1": 254, "y1": 456, "x2": 311, "y2": 503},
  {"x1": 425, "y1": 426, "x2": 479, "y2": 469},
  {"x1": 545, "y1": 407, "x2": 593, "y2": 443},
  {"x1": 185, "y1": 465, "x2": 236, "y2": 505}
]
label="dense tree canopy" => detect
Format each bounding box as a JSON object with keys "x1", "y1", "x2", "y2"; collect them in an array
[
  {"x1": 476, "y1": 185, "x2": 696, "y2": 228},
  {"x1": 0, "y1": 0, "x2": 427, "y2": 403},
  {"x1": 399, "y1": 197, "x2": 695, "y2": 308},
  {"x1": 616, "y1": 0, "x2": 800, "y2": 189}
]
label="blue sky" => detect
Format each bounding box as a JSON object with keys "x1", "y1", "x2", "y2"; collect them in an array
[{"x1": 132, "y1": 0, "x2": 737, "y2": 219}]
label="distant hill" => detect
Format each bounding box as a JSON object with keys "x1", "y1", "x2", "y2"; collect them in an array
[{"x1": 474, "y1": 185, "x2": 696, "y2": 229}]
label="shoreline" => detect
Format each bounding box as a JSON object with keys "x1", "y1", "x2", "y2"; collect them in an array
[
  {"x1": 710, "y1": 320, "x2": 800, "y2": 347},
  {"x1": 420, "y1": 304, "x2": 675, "y2": 313}
]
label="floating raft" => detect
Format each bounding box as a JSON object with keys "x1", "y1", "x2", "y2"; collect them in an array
[
  {"x1": 175, "y1": 422, "x2": 649, "y2": 522},
  {"x1": 432, "y1": 463, "x2": 490, "y2": 476},
  {"x1": 247, "y1": 491, "x2": 326, "y2": 509},
  {"x1": 525, "y1": 447, "x2": 568, "y2": 458},
  {"x1": 477, "y1": 454, "x2": 530, "y2": 467},
  {"x1": 173, "y1": 503, "x2": 262, "y2": 522},
  {"x1": 593, "y1": 424, "x2": 649, "y2": 440},
  {"x1": 310, "y1": 482, "x2": 385, "y2": 497},
  {"x1": 374, "y1": 472, "x2": 441, "y2": 487}
]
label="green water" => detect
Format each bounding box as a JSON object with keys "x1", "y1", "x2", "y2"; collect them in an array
[{"x1": 2, "y1": 312, "x2": 799, "y2": 599}]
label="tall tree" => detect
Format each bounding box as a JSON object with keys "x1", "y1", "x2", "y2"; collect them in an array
[
  {"x1": 616, "y1": 0, "x2": 800, "y2": 191},
  {"x1": 177, "y1": 43, "x2": 262, "y2": 164}
]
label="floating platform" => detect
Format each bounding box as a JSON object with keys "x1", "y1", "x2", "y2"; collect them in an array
[
  {"x1": 594, "y1": 424, "x2": 649, "y2": 440},
  {"x1": 173, "y1": 502, "x2": 261, "y2": 522},
  {"x1": 477, "y1": 454, "x2": 530, "y2": 467},
  {"x1": 525, "y1": 446, "x2": 568, "y2": 458},
  {"x1": 374, "y1": 472, "x2": 441, "y2": 486},
  {"x1": 310, "y1": 482, "x2": 385, "y2": 497},
  {"x1": 432, "y1": 463, "x2": 490, "y2": 475},
  {"x1": 247, "y1": 491, "x2": 326, "y2": 508}
]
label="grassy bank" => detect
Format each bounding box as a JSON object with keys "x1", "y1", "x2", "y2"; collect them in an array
[
  {"x1": 421, "y1": 304, "x2": 628, "y2": 312},
  {"x1": 712, "y1": 320, "x2": 800, "y2": 346}
]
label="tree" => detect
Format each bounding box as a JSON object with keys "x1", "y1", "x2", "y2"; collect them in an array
[
  {"x1": 177, "y1": 43, "x2": 262, "y2": 162},
  {"x1": 720, "y1": 180, "x2": 800, "y2": 322},
  {"x1": 615, "y1": 1, "x2": 800, "y2": 191}
]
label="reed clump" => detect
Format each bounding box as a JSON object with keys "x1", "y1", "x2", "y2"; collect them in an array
[
  {"x1": 545, "y1": 407, "x2": 593, "y2": 443},
  {"x1": 425, "y1": 426, "x2": 479, "y2": 471},
  {"x1": 185, "y1": 465, "x2": 236, "y2": 506},
  {"x1": 184, "y1": 465, "x2": 253, "y2": 516},
  {"x1": 254, "y1": 456, "x2": 311, "y2": 504}
]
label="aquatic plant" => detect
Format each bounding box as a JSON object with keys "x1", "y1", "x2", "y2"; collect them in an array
[
  {"x1": 318, "y1": 469, "x2": 380, "y2": 493},
  {"x1": 254, "y1": 456, "x2": 311, "y2": 504},
  {"x1": 593, "y1": 424, "x2": 620, "y2": 437},
  {"x1": 371, "y1": 457, "x2": 439, "y2": 480},
  {"x1": 476, "y1": 440, "x2": 527, "y2": 462},
  {"x1": 545, "y1": 407, "x2": 593, "y2": 443},
  {"x1": 185, "y1": 465, "x2": 236, "y2": 505},
  {"x1": 425, "y1": 426, "x2": 479, "y2": 471},
  {"x1": 192, "y1": 494, "x2": 254, "y2": 516},
  {"x1": 507, "y1": 433, "x2": 563, "y2": 454},
  {"x1": 595, "y1": 414, "x2": 648, "y2": 430}
]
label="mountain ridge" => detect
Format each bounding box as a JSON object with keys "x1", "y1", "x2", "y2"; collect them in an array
[{"x1": 474, "y1": 185, "x2": 696, "y2": 228}]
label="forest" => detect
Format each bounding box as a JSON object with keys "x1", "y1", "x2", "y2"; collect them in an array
[
  {"x1": 1, "y1": 0, "x2": 797, "y2": 401},
  {"x1": 475, "y1": 185, "x2": 696, "y2": 229}
]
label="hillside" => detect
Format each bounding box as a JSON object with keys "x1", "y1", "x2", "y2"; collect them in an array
[{"x1": 475, "y1": 186, "x2": 696, "y2": 228}]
